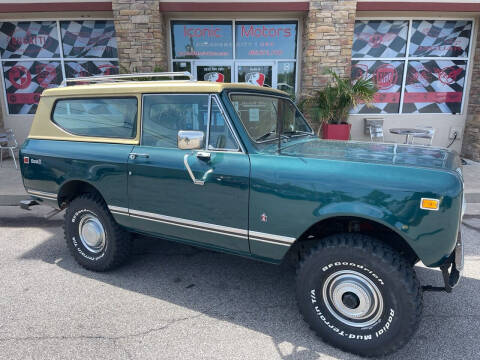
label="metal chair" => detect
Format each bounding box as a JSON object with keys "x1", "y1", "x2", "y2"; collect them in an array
[
  {"x1": 410, "y1": 126, "x2": 435, "y2": 146},
  {"x1": 368, "y1": 124, "x2": 384, "y2": 142},
  {"x1": 0, "y1": 129, "x2": 18, "y2": 169}
]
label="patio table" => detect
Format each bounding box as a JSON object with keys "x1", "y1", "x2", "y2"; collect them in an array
[{"x1": 389, "y1": 128, "x2": 430, "y2": 144}]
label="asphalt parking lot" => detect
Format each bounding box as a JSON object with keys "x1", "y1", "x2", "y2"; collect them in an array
[{"x1": 0, "y1": 205, "x2": 479, "y2": 360}]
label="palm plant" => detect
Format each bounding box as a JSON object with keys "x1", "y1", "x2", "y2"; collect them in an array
[{"x1": 306, "y1": 69, "x2": 377, "y2": 128}]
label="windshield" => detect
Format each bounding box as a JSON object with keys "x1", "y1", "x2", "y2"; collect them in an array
[{"x1": 229, "y1": 93, "x2": 313, "y2": 144}]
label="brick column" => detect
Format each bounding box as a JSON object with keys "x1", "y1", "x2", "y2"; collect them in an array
[
  {"x1": 112, "y1": 0, "x2": 168, "y2": 73},
  {"x1": 301, "y1": 0, "x2": 357, "y2": 94},
  {"x1": 462, "y1": 24, "x2": 480, "y2": 161}
]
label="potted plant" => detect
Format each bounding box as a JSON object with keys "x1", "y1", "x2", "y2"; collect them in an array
[{"x1": 306, "y1": 69, "x2": 376, "y2": 140}]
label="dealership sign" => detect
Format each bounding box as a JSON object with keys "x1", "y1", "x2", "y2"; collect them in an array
[{"x1": 171, "y1": 21, "x2": 297, "y2": 60}]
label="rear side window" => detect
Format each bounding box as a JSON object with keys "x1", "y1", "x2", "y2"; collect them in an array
[{"x1": 52, "y1": 97, "x2": 138, "y2": 138}]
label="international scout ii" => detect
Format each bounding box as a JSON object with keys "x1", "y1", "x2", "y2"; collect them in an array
[{"x1": 20, "y1": 72, "x2": 464, "y2": 357}]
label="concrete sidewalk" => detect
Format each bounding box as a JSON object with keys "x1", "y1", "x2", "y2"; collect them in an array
[
  {"x1": 0, "y1": 158, "x2": 27, "y2": 206},
  {"x1": 0, "y1": 157, "x2": 479, "y2": 214}
]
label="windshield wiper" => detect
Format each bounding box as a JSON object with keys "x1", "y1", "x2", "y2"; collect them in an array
[
  {"x1": 282, "y1": 130, "x2": 313, "y2": 137},
  {"x1": 256, "y1": 131, "x2": 288, "y2": 142}
]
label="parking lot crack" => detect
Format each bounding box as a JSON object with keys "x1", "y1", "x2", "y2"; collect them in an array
[{"x1": 0, "y1": 302, "x2": 226, "y2": 343}]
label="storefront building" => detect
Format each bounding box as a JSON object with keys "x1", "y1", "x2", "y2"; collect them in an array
[{"x1": 1, "y1": 0, "x2": 480, "y2": 160}]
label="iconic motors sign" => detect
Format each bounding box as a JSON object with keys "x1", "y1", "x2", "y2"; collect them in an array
[
  {"x1": 235, "y1": 22, "x2": 297, "y2": 59},
  {"x1": 171, "y1": 21, "x2": 298, "y2": 60}
]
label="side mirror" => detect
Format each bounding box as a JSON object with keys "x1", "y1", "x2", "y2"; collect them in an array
[{"x1": 178, "y1": 130, "x2": 204, "y2": 150}]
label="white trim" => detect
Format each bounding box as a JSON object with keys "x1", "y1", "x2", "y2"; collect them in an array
[
  {"x1": 249, "y1": 230, "x2": 296, "y2": 244},
  {"x1": 108, "y1": 205, "x2": 296, "y2": 246},
  {"x1": 399, "y1": 19, "x2": 412, "y2": 114},
  {"x1": 27, "y1": 189, "x2": 58, "y2": 200},
  {"x1": 129, "y1": 208, "x2": 249, "y2": 239}
]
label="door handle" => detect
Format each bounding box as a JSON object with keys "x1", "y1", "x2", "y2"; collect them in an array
[
  {"x1": 184, "y1": 154, "x2": 205, "y2": 185},
  {"x1": 196, "y1": 151, "x2": 211, "y2": 160},
  {"x1": 129, "y1": 152, "x2": 150, "y2": 160}
]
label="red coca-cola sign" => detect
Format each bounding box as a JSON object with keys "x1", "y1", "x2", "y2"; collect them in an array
[{"x1": 375, "y1": 64, "x2": 397, "y2": 90}]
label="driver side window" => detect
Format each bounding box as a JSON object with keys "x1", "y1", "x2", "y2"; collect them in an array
[{"x1": 142, "y1": 94, "x2": 209, "y2": 148}]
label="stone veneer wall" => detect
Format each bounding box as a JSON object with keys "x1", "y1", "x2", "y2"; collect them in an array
[
  {"x1": 112, "y1": 0, "x2": 168, "y2": 72},
  {"x1": 462, "y1": 19, "x2": 480, "y2": 161},
  {"x1": 301, "y1": 0, "x2": 357, "y2": 94}
]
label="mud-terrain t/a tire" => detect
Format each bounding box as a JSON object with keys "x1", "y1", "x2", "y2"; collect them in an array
[
  {"x1": 296, "y1": 233, "x2": 422, "y2": 357},
  {"x1": 64, "y1": 194, "x2": 131, "y2": 271}
]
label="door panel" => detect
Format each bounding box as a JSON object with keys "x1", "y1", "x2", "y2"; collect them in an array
[{"x1": 127, "y1": 93, "x2": 250, "y2": 253}]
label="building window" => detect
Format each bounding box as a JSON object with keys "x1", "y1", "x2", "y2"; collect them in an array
[
  {"x1": 170, "y1": 20, "x2": 298, "y2": 95},
  {"x1": 351, "y1": 19, "x2": 472, "y2": 114},
  {"x1": 0, "y1": 20, "x2": 119, "y2": 115}
]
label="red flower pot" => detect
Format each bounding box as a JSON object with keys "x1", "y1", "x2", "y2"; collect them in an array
[{"x1": 322, "y1": 123, "x2": 351, "y2": 140}]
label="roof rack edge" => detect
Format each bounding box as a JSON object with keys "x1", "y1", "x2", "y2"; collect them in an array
[{"x1": 60, "y1": 72, "x2": 194, "y2": 86}]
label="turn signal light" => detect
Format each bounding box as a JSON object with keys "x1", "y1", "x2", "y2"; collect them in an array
[{"x1": 420, "y1": 198, "x2": 440, "y2": 211}]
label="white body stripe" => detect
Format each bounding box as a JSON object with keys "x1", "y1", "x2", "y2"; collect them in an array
[
  {"x1": 108, "y1": 205, "x2": 295, "y2": 246},
  {"x1": 27, "y1": 189, "x2": 58, "y2": 200}
]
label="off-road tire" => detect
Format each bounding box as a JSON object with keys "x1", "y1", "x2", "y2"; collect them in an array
[
  {"x1": 64, "y1": 193, "x2": 131, "y2": 271},
  {"x1": 296, "y1": 233, "x2": 422, "y2": 357}
]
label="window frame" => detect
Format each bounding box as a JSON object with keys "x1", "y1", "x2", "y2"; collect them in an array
[
  {"x1": 140, "y1": 93, "x2": 244, "y2": 153},
  {"x1": 352, "y1": 16, "x2": 475, "y2": 115},
  {"x1": 50, "y1": 96, "x2": 138, "y2": 139},
  {"x1": 168, "y1": 18, "x2": 301, "y2": 95},
  {"x1": 0, "y1": 17, "x2": 119, "y2": 116},
  {"x1": 228, "y1": 91, "x2": 314, "y2": 144}
]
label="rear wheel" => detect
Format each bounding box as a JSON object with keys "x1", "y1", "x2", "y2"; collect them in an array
[
  {"x1": 296, "y1": 233, "x2": 422, "y2": 357},
  {"x1": 64, "y1": 193, "x2": 131, "y2": 271}
]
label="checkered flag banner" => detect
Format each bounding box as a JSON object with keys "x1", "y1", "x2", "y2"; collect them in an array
[
  {"x1": 61, "y1": 20, "x2": 117, "y2": 58},
  {"x1": 3, "y1": 60, "x2": 63, "y2": 114},
  {"x1": 403, "y1": 60, "x2": 466, "y2": 114},
  {"x1": 65, "y1": 60, "x2": 119, "y2": 80},
  {"x1": 351, "y1": 60, "x2": 404, "y2": 114},
  {"x1": 0, "y1": 21, "x2": 60, "y2": 59},
  {"x1": 409, "y1": 20, "x2": 472, "y2": 58},
  {"x1": 352, "y1": 20, "x2": 408, "y2": 58}
]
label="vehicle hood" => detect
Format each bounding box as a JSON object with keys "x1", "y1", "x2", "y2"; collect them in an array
[{"x1": 263, "y1": 137, "x2": 461, "y2": 172}]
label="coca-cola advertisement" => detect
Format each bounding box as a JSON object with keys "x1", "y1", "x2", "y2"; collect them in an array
[
  {"x1": 3, "y1": 61, "x2": 63, "y2": 114},
  {"x1": 351, "y1": 60, "x2": 404, "y2": 114}
]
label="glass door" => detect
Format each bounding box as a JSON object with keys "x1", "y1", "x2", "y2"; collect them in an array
[
  {"x1": 235, "y1": 62, "x2": 275, "y2": 88},
  {"x1": 195, "y1": 62, "x2": 233, "y2": 83}
]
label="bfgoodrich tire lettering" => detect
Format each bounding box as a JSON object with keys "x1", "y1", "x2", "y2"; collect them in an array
[
  {"x1": 296, "y1": 233, "x2": 422, "y2": 357},
  {"x1": 64, "y1": 193, "x2": 131, "y2": 271}
]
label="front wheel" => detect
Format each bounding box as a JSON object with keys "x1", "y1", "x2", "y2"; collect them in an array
[
  {"x1": 296, "y1": 233, "x2": 422, "y2": 357},
  {"x1": 64, "y1": 193, "x2": 131, "y2": 271}
]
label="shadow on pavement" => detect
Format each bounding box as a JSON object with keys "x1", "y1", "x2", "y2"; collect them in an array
[{"x1": 15, "y1": 216, "x2": 480, "y2": 360}]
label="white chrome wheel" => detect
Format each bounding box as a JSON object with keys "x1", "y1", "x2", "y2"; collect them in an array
[
  {"x1": 78, "y1": 214, "x2": 106, "y2": 253},
  {"x1": 322, "y1": 270, "x2": 383, "y2": 328}
]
